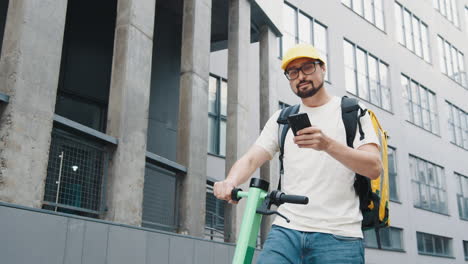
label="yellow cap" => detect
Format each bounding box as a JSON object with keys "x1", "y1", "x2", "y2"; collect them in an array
[{"x1": 281, "y1": 44, "x2": 324, "y2": 70}]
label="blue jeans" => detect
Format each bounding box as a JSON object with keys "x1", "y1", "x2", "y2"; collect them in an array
[{"x1": 257, "y1": 225, "x2": 364, "y2": 264}]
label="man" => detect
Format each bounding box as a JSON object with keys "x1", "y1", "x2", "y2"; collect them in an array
[{"x1": 214, "y1": 44, "x2": 381, "y2": 263}]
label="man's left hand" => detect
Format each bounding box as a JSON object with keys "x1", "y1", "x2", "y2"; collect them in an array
[{"x1": 294, "y1": 126, "x2": 332, "y2": 151}]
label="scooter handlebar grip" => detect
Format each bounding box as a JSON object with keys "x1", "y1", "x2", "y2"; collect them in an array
[
  {"x1": 231, "y1": 188, "x2": 243, "y2": 202},
  {"x1": 280, "y1": 194, "x2": 309, "y2": 204}
]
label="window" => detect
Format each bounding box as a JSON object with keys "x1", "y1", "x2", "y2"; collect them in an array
[
  {"x1": 0, "y1": 0, "x2": 8, "y2": 55},
  {"x1": 437, "y1": 35, "x2": 466, "y2": 87},
  {"x1": 55, "y1": 0, "x2": 117, "y2": 132},
  {"x1": 433, "y1": 0, "x2": 460, "y2": 27},
  {"x1": 364, "y1": 227, "x2": 404, "y2": 251},
  {"x1": 416, "y1": 232, "x2": 453, "y2": 257},
  {"x1": 465, "y1": 6, "x2": 468, "y2": 33},
  {"x1": 456, "y1": 172, "x2": 468, "y2": 220},
  {"x1": 409, "y1": 155, "x2": 447, "y2": 214},
  {"x1": 342, "y1": 0, "x2": 385, "y2": 30},
  {"x1": 282, "y1": 3, "x2": 329, "y2": 80},
  {"x1": 394, "y1": 2, "x2": 430, "y2": 62},
  {"x1": 464, "y1": 240, "x2": 468, "y2": 260},
  {"x1": 388, "y1": 147, "x2": 399, "y2": 201},
  {"x1": 208, "y1": 75, "x2": 227, "y2": 157},
  {"x1": 401, "y1": 75, "x2": 439, "y2": 134},
  {"x1": 142, "y1": 163, "x2": 178, "y2": 232},
  {"x1": 343, "y1": 39, "x2": 391, "y2": 111},
  {"x1": 205, "y1": 181, "x2": 226, "y2": 241},
  {"x1": 43, "y1": 129, "x2": 108, "y2": 218},
  {"x1": 447, "y1": 101, "x2": 468, "y2": 149}
]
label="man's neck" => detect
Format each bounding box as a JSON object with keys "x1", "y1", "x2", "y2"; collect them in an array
[{"x1": 301, "y1": 89, "x2": 332, "y2": 107}]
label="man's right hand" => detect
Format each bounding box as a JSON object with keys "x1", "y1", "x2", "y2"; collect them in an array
[{"x1": 213, "y1": 179, "x2": 237, "y2": 204}]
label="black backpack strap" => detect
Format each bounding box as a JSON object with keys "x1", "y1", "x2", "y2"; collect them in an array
[
  {"x1": 341, "y1": 96, "x2": 367, "y2": 147},
  {"x1": 276, "y1": 104, "x2": 300, "y2": 190},
  {"x1": 341, "y1": 96, "x2": 371, "y2": 211}
]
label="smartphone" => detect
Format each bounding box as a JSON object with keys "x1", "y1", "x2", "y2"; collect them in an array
[{"x1": 287, "y1": 113, "x2": 311, "y2": 136}]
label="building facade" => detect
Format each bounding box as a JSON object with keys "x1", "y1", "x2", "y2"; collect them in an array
[{"x1": 0, "y1": 0, "x2": 467, "y2": 263}]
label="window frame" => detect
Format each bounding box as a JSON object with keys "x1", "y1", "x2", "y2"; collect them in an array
[
  {"x1": 342, "y1": 0, "x2": 386, "y2": 31},
  {"x1": 394, "y1": 2, "x2": 431, "y2": 63},
  {"x1": 446, "y1": 101, "x2": 468, "y2": 149},
  {"x1": 388, "y1": 146, "x2": 400, "y2": 202},
  {"x1": 401, "y1": 74, "x2": 440, "y2": 134},
  {"x1": 433, "y1": 0, "x2": 460, "y2": 27},
  {"x1": 456, "y1": 172, "x2": 468, "y2": 220},
  {"x1": 281, "y1": 2, "x2": 330, "y2": 81},
  {"x1": 343, "y1": 39, "x2": 392, "y2": 112},
  {"x1": 416, "y1": 231, "x2": 454, "y2": 258},
  {"x1": 363, "y1": 226, "x2": 405, "y2": 251},
  {"x1": 208, "y1": 74, "x2": 228, "y2": 157},
  {"x1": 409, "y1": 155, "x2": 448, "y2": 215},
  {"x1": 437, "y1": 35, "x2": 466, "y2": 88}
]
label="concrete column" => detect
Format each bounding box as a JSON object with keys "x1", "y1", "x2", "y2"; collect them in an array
[
  {"x1": 105, "y1": 0, "x2": 155, "y2": 226},
  {"x1": 0, "y1": 1, "x2": 68, "y2": 207},
  {"x1": 177, "y1": 0, "x2": 212, "y2": 237},
  {"x1": 258, "y1": 24, "x2": 279, "y2": 245},
  {"x1": 225, "y1": 0, "x2": 251, "y2": 243}
]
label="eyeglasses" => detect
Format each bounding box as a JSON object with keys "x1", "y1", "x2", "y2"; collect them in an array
[{"x1": 284, "y1": 61, "x2": 321, "y2": 80}]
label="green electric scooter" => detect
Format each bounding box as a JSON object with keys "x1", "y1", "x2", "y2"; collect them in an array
[{"x1": 230, "y1": 178, "x2": 309, "y2": 264}]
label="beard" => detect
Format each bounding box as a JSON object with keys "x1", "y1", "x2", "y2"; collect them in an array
[{"x1": 295, "y1": 80, "x2": 324, "y2": 98}]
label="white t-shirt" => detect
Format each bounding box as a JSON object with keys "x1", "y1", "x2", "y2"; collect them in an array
[{"x1": 254, "y1": 96, "x2": 379, "y2": 238}]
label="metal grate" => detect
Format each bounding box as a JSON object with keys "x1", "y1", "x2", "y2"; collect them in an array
[
  {"x1": 142, "y1": 163, "x2": 178, "y2": 232},
  {"x1": 205, "y1": 184, "x2": 226, "y2": 241},
  {"x1": 43, "y1": 129, "x2": 107, "y2": 216}
]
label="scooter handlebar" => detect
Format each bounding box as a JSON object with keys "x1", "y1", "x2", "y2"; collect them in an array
[
  {"x1": 231, "y1": 188, "x2": 243, "y2": 202},
  {"x1": 279, "y1": 194, "x2": 309, "y2": 205}
]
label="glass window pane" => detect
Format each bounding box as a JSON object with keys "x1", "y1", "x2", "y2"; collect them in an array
[
  {"x1": 380, "y1": 228, "x2": 391, "y2": 248},
  {"x1": 404, "y1": 10, "x2": 413, "y2": 51},
  {"x1": 354, "y1": 0, "x2": 363, "y2": 16},
  {"x1": 390, "y1": 228, "x2": 402, "y2": 250},
  {"x1": 421, "y1": 24, "x2": 430, "y2": 62},
  {"x1": 447, "y1": 0, "x2": 453, "y2": 21},
  {"x1": 453, "y1": 1, "x2": 460, "y2": 26},
  {"x1": 417, "y1": 233, "x2": 424, "y2": 252},
  {"x1": 368, "y1": 56, "x2": 380, "y2": 106},
  {"x1": 283, "y1": 34, "x2": 296, "y2": 56},
  {"x1": 344, "y1": 40, "x2": 355, "y2": 67},
  {"x1": 208, "y1": 116, "x2": 217, "y2": 153},
  {"x1": 424, "y1": 234, "x2": 434, "y2": 253},
  {"x1": 313, "y1": 22, "x2": 327, "y2": 55},
  {"x1": 219, "y1": 120, "x2": 226, "y2": 156},
  {"x1": 437, "y1": 36, "x2": 447, "y2": 73},
  {"x1": 345, "y1": 66, "x2": 357, "y2": 95},
  {"x1": 356, "y1": 48, "x2": 369, "y2": 100},
  {"x1": 445, "y1": 41, "x2": 453, "y2": 76},
  {"x1": 220, "y1": 80, "x2": 227, "y2": 116},
  {"x1": 364, "y1": 229, "x2": 378, "y2": 247},
  {"x1": 401, "y1": 75, "x2": 411, "y2": 120},
  {"x1": 299, "y1": 13, "x2": 311, "y2": 44},
  {"x1": 395, "y1": 3, "x2": 404, "y2": 44},
  {"x1": 209, "y1": 76, "x2": 217, "y2": 113},
  {"x1": 283, "y1": 4, "x2": 296, "y2": 36},
  {"x1": 412, "y1": 16, "x2": 422, "y2": 56},
  {"x1": 451, "y1": 46, "x2": 460, "y2": 82},
  {"x1": 458, "y1": 51, "x2": 466, "y2": 87},
  {"x1": 364, "y1": 0, "x2": 374, "y2": 21},
  {"x1": 374, "y1": 0, "x2": 384, "y2": 30},
  {"x1": 441, "y1": 0, "x2": 447, "y2": 16}
]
